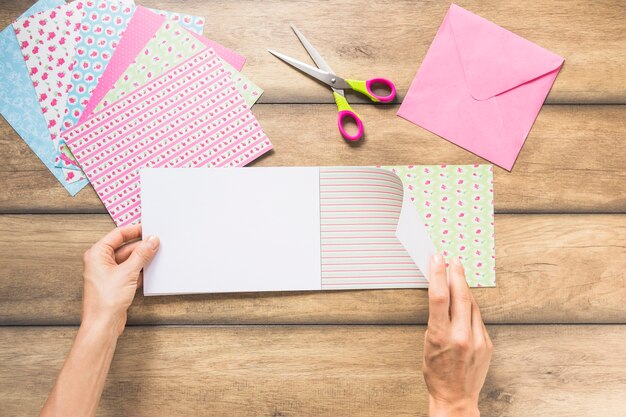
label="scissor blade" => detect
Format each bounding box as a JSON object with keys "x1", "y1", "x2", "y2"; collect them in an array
[
  {"x1": 268, "y1": 49, "x2": 350, "y2": 90},
  {"x1": 290, "y1": 24, "x2": 335, "y2": 75}
]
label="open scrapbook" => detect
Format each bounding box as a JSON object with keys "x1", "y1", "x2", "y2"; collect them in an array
[{"x1": 141, "y1": 165, "x2": 495, "y2": 295}]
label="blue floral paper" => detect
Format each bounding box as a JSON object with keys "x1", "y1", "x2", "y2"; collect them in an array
[{"x1": 0, "y1": 0, "x2": 88, "y2": 196}]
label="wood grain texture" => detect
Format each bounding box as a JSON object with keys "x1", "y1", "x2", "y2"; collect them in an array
[
  {"x1": 3, "y1": 0, "x2": 624, "y2": 103},
  {"x1": 1, "y1": 325, "x2": 625, "y2": 417},
  {"x1": 0, "y1": 0, "x2": 625, "y2": 414},
  {"x1": 1, "y1": 214, "x2": 624, "y2": 325},
  {"x1": 1, "y1": 104, "x2": 625, "y2": 213}
]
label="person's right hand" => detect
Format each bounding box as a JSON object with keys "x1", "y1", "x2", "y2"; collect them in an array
[{"x1": 423, "y1": 254, "x2": 493, "y2": 417}]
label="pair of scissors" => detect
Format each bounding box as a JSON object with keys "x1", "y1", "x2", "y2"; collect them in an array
[{"x1": 268, "y1": 25, "x2": 397, "y2": 142}]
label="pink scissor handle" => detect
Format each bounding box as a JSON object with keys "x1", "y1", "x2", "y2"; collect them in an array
[
  {"x1": 338, "y1": 110, "x2": 364, "y2": 142},
  {"x1": 365, "y1": 78, "x2": 397, "y2": 103}
]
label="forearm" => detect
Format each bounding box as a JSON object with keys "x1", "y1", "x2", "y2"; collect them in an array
[{"x1": 39, "y1": 317, "x2": 120, "y2": 417}]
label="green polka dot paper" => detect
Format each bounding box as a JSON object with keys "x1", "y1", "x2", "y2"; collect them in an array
[{"x1": 95, "y1": 20, "x2": 262, "y2": 113}]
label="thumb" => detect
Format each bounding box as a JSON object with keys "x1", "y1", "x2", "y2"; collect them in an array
[{"x1": 122, "y1": 235, "x2": 160, "y2": 274}]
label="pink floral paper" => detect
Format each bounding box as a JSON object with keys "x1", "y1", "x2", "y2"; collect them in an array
[{"x1": 13, "y1": 1, "x2": 84, "y2": 144}]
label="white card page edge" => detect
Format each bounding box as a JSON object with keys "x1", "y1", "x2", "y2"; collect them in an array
[
  {"x1": 141, "y1": 167, "x2": 322, "y2": 295},
  {"x1": 394, "y1": 183, "x2": 437, "y2": 280}
]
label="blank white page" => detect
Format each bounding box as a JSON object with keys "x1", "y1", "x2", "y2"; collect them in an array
[{"x1": 141, "y1": 167, "x2": 321, "y2": 295}]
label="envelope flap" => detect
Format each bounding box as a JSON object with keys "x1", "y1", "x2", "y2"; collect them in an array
[{"x1": 448, "y1": 4, "x2": 564, "y2": 100}]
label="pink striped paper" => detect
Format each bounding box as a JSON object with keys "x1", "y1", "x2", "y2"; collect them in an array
[
  {"x1": 319, "y1": 168, "x2": 427, "y2": 289},
  {"x1": 62, "y1": 47, "x2": 272, "y2": 226}
]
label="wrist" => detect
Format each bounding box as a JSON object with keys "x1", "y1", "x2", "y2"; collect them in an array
[
  {"x1": 429, "y1": 396, "x2": 479, "y2": 417},
  {"x1": 80, "y1": 312, "x2": 123, "y2": 340}
]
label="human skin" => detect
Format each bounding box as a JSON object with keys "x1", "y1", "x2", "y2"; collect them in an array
[{"x1": 38, "y1": 224, "x2": 160, "y2": 417}]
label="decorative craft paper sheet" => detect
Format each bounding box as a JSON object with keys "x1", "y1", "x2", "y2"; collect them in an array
[
  {"x1": 62, "y1": 0, "x2": 136, "y2": 132},
  {"x1": 13, "y1": 1, "x2": 86, "y2": 183},
  {"x1": 62, "y1": 1, "x2": 207, "y2": 132},
  {"x1": 0, "y1": 0, "x2": 88, "y2": 194},
  {"x1": 93, "y1": 20, "x2": 262, "y2": 113},
  {"x1": 94, "y1": 19, "x2": 205, "y2": 111},
  {"x1": 80, "y1": 6, "x2": 246, "y2": 124},
  {"x1": 63, "y1": 48, "x2": 272, "y2": 226},
  {"x1": 13, "y1": 1, "x2": 84, "y2": 143},
  {"x1": 151, "y1": 8, "x2": 205, "y2": 35},
  {"x1": 382, "y1": 165, "x2": 495, "y2": 286},
  {"x1": 58, "y1": 1, "x2": 209, "y2": 172},
  {"x1": 154, "y1": 9, "x2": 245, "y2": 71},
  {"x1": 319, "y1": 168, "x2": 428, "y2": 289},
  {"x1": 319, "y1": 165, "x2": 494, "y2": 288}
]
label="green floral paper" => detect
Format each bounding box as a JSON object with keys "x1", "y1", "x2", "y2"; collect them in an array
[{"x1": 382, "y1": 165, "x2": 495, "y2": 287}]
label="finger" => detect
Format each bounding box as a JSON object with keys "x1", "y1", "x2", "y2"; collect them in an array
[
  {"x1": 137, "y1": 271, "x2": 144, "y2": 288},
  {"x1": 114, "y1": 241, "x2": 141, "y2": 264},
  {"x1": 483, "y1": 322, "x2": 493, "y2": 351},
  {"x1": 480, "y1": 308, "x2": 492, "y2": 347},
  {"x1": 449, "y1": 257, "x2": 472, "y2": 330},
  {"x1": 427, "y1": 253, "x2": 450, "y2": 326},
  {"x1": 97, "y1": 224, "x2": 143, "y2": 251},
  {"x1": 471, "y1": 298, "x2": 485, "y2": 345},
  {"x1": 122, "y1": 235, "x2": 160, "y2": 274}
]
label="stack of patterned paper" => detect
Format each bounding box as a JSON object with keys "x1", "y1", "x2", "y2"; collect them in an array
[{"x1": 0, "y1": 0, "x2": 270, "y2": 225}]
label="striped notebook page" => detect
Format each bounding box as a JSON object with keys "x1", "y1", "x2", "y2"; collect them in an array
[
  {"x1": 320, "y1": 167, "x2": 428, "y2": 290},
  {"x1": 63, "y1": 47, "x2": 271, "y2": 226}
]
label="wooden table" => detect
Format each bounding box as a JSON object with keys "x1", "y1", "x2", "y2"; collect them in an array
[{"x1": 1, "y1": 1, "x2": 625, "y2": 416}]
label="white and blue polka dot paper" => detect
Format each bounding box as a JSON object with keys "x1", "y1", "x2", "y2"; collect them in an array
[{"x1": 62, "y1": 1, "x2": 136, "y2": 132}]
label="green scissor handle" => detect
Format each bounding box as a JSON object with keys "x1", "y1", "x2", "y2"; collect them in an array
[{"x1": 345, "y1": 78, "x2": 397, "y2": 103}]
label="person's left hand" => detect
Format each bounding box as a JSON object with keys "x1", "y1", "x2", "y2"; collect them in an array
[{"x1": 81, "y1": 224, "x2": 160, "y2": 335}]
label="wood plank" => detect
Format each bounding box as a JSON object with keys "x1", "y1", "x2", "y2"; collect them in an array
[
  {"x1": 1, "y1": 214, "x2": 624, "y2": 325},
  {"x1": 1, "y1": 325, "x2": 625, "y2": 416},
  {"x1": 1, "y1": 104, "x2": 625, "y2": 213},
  {"x1": 2, "y1": 0, "x2": 625, "y2": 103}
]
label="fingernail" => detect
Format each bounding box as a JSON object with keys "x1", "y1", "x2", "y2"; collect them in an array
[
  {"x1": 452, "y1": 256, "x2": 462, "y2": 266},
  {"x1": 145, "y1": 235, "x2": 160, "y2": 250},
  {"x1": 432, "y1": 253, "x2": 444, "y2": 264}
]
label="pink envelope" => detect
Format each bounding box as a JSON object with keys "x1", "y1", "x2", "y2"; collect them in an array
[{"x1": 397, "y1": 4, "x2": 564, "y2": 170}]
